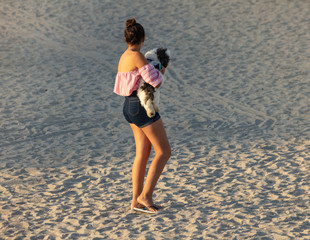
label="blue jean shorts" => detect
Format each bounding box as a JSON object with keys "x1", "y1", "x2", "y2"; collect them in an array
[{"x1": 123, "y1": 91, "x2": 161, "y2": 128}]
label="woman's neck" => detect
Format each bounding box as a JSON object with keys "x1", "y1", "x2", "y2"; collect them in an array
[{"x1": 128, "y1": 43, "x2": 142, "y2": 52}]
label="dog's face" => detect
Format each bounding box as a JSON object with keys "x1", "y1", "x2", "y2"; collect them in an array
[{"x1": 145, "y1": 48, "x2": 170, "y2": 70}]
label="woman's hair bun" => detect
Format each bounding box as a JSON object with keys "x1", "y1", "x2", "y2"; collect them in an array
[
  {"x1": 126, "y1": 18, "x2": 136, "y2": 28},
  {"x1": 124, "y1": 18, "x2": 144, "y2": 45}
]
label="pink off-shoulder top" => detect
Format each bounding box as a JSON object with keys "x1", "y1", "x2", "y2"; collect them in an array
[{"x1": 114, "y1": 63, "x2": 163, "y2": 96}]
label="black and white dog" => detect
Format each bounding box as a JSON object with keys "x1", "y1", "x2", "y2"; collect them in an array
[{"x1": 137, "y1": 48, "x2": 170, "y2": 118}]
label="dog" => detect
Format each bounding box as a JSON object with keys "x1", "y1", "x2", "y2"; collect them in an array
[{"x1": 137, "y1": 48, "x2": 170, "y2": 118}]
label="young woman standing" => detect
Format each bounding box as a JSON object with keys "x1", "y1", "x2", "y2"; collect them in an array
[{"x1": 114, "y1": 18, "x2": 171, "y2": 213}]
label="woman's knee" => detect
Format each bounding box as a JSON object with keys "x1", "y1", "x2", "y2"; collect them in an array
[
  {"x1": 135, "y1": 149, "x2": 151, "y2": 162},
  {"x1": 165, "y1": 150, "x2": 171, "y2": 162},
  {"x1": 166, "y1": 145, "x2": 172, "y2": 159},
  {"x1": 158, "y1": 145, "x2": 171, "y2": 161}
]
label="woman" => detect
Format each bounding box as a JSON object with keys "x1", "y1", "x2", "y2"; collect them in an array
[{"x1": 114, "y1": 18, "x2": 171, "y2": 213}]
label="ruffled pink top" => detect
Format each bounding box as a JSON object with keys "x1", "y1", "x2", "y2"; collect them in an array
[{"x1": 114, "y1": 63, "x2": 163, "y2": 96}]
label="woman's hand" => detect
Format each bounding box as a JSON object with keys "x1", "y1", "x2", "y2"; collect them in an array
[{"x1": 160, "y1": 67, "x2": 165, "y2": 75}]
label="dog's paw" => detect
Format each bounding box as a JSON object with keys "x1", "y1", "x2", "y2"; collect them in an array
[{"x1": 147, "y1": 110, "x2": 155, "y2": 118}]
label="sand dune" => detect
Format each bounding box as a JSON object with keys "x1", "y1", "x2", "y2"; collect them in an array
[{"x1": 1, "y1": 0, "x2": 309, "y2": 239}]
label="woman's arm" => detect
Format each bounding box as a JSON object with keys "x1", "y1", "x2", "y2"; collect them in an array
[
  {"x1": 136, "y1": 52, "x2": 163, "y2": 88},
  {"x1": 135, "y1": 51, "x2": 166, "y2": 76}
]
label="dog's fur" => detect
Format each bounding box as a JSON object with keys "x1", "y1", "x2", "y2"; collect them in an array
[{"x1": 137, "y1": 48, "x2": 170, "y2": 118}]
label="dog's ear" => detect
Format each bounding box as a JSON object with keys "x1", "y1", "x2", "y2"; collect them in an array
[{"x1": 156, "y1": 48, "x2": 170, "y2": 68}]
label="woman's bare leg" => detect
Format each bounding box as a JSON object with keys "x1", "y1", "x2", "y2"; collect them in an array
[
  {"x1": 137, "y1": 119, "x2": 171, "y2": 211},
  {"x1": 130, "y1": 123, "x2": 151, "y2": 209}
]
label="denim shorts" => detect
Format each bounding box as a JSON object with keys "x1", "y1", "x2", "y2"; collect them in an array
[{"x1": 123, "y1": 91, "x2": 161, "y2": 128}]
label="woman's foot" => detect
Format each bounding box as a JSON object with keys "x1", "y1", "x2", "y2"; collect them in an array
[
  {"x1": 137, "y1": 195, "x2": 162, "y2": 212},
  {"x1": 133, "y1": 205, "x2": 161, "y2": 214},
  {"x1": 131, "y1": 202, "x2": 144, "y2": 210}
]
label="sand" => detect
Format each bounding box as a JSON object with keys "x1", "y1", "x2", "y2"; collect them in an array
[{"x1": 0, "y1": 0, "x2": 309, "y2": 239}]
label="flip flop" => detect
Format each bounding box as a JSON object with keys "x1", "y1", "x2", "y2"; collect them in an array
[{"x1": 133, "y1": 205, "x2": 161, "y2": 214}]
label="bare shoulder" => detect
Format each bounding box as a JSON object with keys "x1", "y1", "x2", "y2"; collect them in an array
[
  {"x1": 118, "y1": 50, "x2": 148, "y2": 72},
  {"x1": 133, "y1": 51, "x2": 148, "y2": 69}
]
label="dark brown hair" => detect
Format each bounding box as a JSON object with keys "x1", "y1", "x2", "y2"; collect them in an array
[{"x1": 124, "y1": 18, "x2": 145, "y2": 45}]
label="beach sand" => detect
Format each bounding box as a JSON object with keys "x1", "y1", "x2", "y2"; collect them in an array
[{"x1": 1, "y1": 0, "x2": 309, "y2": 239}]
